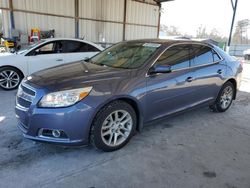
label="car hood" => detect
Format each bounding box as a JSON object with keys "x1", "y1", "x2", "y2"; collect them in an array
[
  {"x1": 28, "y1": 61, "x2": 132, "y2": 91},
  {"x1": 0, "y1": 53, "x2": 22, "y2": 65},
  {"x1": 0, "y1": 52, "x2": 14, "y2": 57}
]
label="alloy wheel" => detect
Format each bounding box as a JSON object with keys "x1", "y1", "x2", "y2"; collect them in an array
[
  {"x1": 0, "y1": 70, "x2": 20, "y2": 89},
  {"x1": 220, "y1": 86, "x2": 233, "y2": 109},
  {"x1": 101, "y1": 110, "x2": 133, "y2": 147}
]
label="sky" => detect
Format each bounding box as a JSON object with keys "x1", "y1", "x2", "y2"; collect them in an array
[{"x1": 161, "y1": 0, "x2": 250, "y2": 37}]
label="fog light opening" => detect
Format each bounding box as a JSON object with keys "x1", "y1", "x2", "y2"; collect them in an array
[
  {"x1": 52, "y1": 130, "x2": 61, "y2": 138},
  {"x1": 38, "y1": 128, "x2": 68, "y2": 139}
]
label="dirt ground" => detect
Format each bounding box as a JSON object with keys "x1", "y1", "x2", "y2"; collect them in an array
[{"x1": 0, "y1": 62, "x2": 250, "y2": 188}]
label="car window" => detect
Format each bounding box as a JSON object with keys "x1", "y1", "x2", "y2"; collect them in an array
[
  {"x1": 30, "y1": 42, "x2": 57, "y2": 55},
  {"x1": 55, "y1": 41, "x2": 63, "y2": 53},
  {"x1": 155, "y1": 44, "x2": 190, "y2": 71},
  {"x1": 190, "y1": 45, "x2": 214, "y2": 66},
  {"x1": 213, "y1": 50, "x2": 221, "y2": 62},
  {"x1": 62, "y1": 41, "x2": 100, "y2": 53}
]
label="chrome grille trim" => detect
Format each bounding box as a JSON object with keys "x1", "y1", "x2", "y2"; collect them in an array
[
  {"x1": 22, "y1": 83, "x2": 36, "y2": 97},
  {"x1": 16, "y1": 83, "x2": 36, "y2": 111},
  {"x1": 16, "y1": 102, "x2": 29, "y2": 111}
]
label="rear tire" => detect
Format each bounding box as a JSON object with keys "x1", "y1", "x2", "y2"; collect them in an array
[
  {"x1": 210, "y1": 82, "x2": 235, "y2": 112},
  {"x1": 0, "y1": 67, "x2": 23, "y2": 90},
  {"x1": 90, "y1": 100, "x2": 137, "y2": 152}
]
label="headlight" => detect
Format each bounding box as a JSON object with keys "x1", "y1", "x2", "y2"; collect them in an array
[{"x1": 39, "y1": 87, "x2": 93, "y2": 108}]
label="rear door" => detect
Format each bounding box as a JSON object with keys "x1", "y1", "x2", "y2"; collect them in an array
[
  {"x1": 190, "y1": 44, "x2": 226, "y2": 103},
  {"x1": 145, "y1": 44, "x2": 197, "y2": 121},
  {"x1": 61, "y1": 40, "x2": 101, "y2": 63}
]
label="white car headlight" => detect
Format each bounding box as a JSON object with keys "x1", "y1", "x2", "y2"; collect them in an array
[{"x1": 39, "y1": 87, "x2": 93, "y2": 108}]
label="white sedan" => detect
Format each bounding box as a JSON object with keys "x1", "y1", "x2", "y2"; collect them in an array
[{"x1": 0, "y1": 38, "x2": 103, "y2": 90}]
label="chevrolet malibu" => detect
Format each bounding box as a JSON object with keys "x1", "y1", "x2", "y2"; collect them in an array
[{"x1": 15, "y1": 39, "x2": 242, "y2": 151}]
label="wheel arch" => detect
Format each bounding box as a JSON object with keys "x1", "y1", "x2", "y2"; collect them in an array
[
  {"x1": 116, "y1": 97, "x2": 143, "y2": 132},
  {"x1": 92, "y1": 96, "x2": 144, "y2": 134},
  {"x1": 225, "y1": 78, "x2": 237, "y2": 99},
  {"x1": 0, "y1": 65, "x2": 25, "y2": 78}
]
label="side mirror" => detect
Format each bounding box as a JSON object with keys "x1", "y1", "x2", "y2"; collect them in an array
[{"x1": 149, "y1": 64, "x2": 172, "y2": 75}]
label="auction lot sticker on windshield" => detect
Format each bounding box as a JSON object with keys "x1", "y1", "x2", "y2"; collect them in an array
[{"x1": 143, "y1": 43, "x2": 161, "y2": 48}]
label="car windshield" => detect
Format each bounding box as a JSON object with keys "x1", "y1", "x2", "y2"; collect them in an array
[
  {"x1": 89, "y1": 42, "x2": 161, "y2": 69},
  {"x1": 17, "y1": 40, "x2": 46, "y2": 54}
]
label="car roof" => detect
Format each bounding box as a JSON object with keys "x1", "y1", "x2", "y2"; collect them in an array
[
  {"x1": 42, "y1": 38, "x2": 104, "y2": 50},
  {"x1": 126, "y1": 38, "x2": 215, "y2": 48}
]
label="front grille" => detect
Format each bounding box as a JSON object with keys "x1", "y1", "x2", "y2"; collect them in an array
[
  {"x1": 16, "y1": 83, "x2": 36, "y2": 110},
  {"x1": 16, "y1": 97, "x2": 32, "y2": 108},
  {"x1": 22, "y1": 85, "x2": 36, "y2": 96}
]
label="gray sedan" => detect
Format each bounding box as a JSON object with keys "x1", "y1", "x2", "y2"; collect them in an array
[{"x1": 15, "y1": 39, "x2": 243, "y2": 151}]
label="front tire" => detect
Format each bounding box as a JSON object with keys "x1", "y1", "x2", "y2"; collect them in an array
[
  {"x1": 210, "y1": 82, "x2": 235, "y2": 112},
  {"x1": 0, "y1": 67, "x2": 23, "y2": 90},
  {"x1": 90, "y1": 100, "x2": 137, "y2": 152}
]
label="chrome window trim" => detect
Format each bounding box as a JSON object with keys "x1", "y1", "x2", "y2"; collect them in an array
[{"x1": 146, "y1": 42, "x2": 224, "y2": 77}]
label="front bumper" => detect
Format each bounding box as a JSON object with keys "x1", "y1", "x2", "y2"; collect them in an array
[
  {"x1": 16, "y1": 102, "x2": 95, "y2": 146},
  {"x1": 15, "y1": 82, "x2": 96, "y2": 146}
]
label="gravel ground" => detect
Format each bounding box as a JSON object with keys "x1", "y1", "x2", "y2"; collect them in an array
[{"x1": 0, "y1": 63, "x2": 250, "y2": 188}]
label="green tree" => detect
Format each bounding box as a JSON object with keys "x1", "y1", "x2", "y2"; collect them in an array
[
  {"x1": 160, "y1": 25, "x2": 181, "y2": 36},
  {"x1": 195, "y1": 25, "x2": 227, "y2": 43},
  {"x1": 232, "y1": 19, "x2": 250, "y2": 44},
  {"x1": 196, "y1": 25, "x2": 209, "y2": 38}
]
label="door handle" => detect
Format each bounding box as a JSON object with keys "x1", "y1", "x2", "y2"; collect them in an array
[
  {"x1": 186, "y1": 77, "x2": 194, "y2": 82},
  {"x1": 217, "y1": 69, "x2": 222, "y2": 74},
  {"x1": 56, "y1": 59, "x2": 63, "y2": 61}
]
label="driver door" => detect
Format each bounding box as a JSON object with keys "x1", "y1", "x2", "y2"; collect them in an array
[
  {"x1": 145, "y1": 44, "x2": 197, "y2": 121},
  {"x1": 27, "y1": 41, "x2": 65, "y2": 74}
]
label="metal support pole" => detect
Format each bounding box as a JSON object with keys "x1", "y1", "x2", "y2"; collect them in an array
[
  {"x1": 157, "y1": 3, "x2": 161, "y2": 38},
  {"x1": 227, "y1": 0, "x2": 238, "y2": 48},
  {"x1": 9, "y1": 0, "x2": 15, "y2": 30},
  {"x1": 122, "y1": 0, "x2": 127, "y2": 41},
  {"x1": 75, "y1": 0, "x2": 79, "y2": 38}
]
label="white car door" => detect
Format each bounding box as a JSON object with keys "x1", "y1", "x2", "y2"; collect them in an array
[
  {"x1": 27, "y1": 41, "x2": 65, "y2": 74},
  {"x1": 61, "y1": 40, "x2": 101, "y2": 63}
]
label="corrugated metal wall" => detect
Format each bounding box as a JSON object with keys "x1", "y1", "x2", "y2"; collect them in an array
[
  {"x1": 12, "y1": 0, "x2": 75, "y2": 16},
  {"x1": 14, "y1": 12, "x2": 75, "y2": 38},
  {"x1": 127, "y1": 0, "x2": 158, "y2": 26},
  {"x1": 0, "y1": 0, "x2": 10, "y2": 36},
  {"x1": 79, "y1": 0, "x2": 124, "y2": 43},
  {"x1": 126, "y1": 0, "x2": 159, "y2": 40},
  {"x1": 0, "y1": 0, "x2": 160, "y2": 43},
  {"x1": 1, "y1": 10, "x2": 10, "y2": 37}
]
